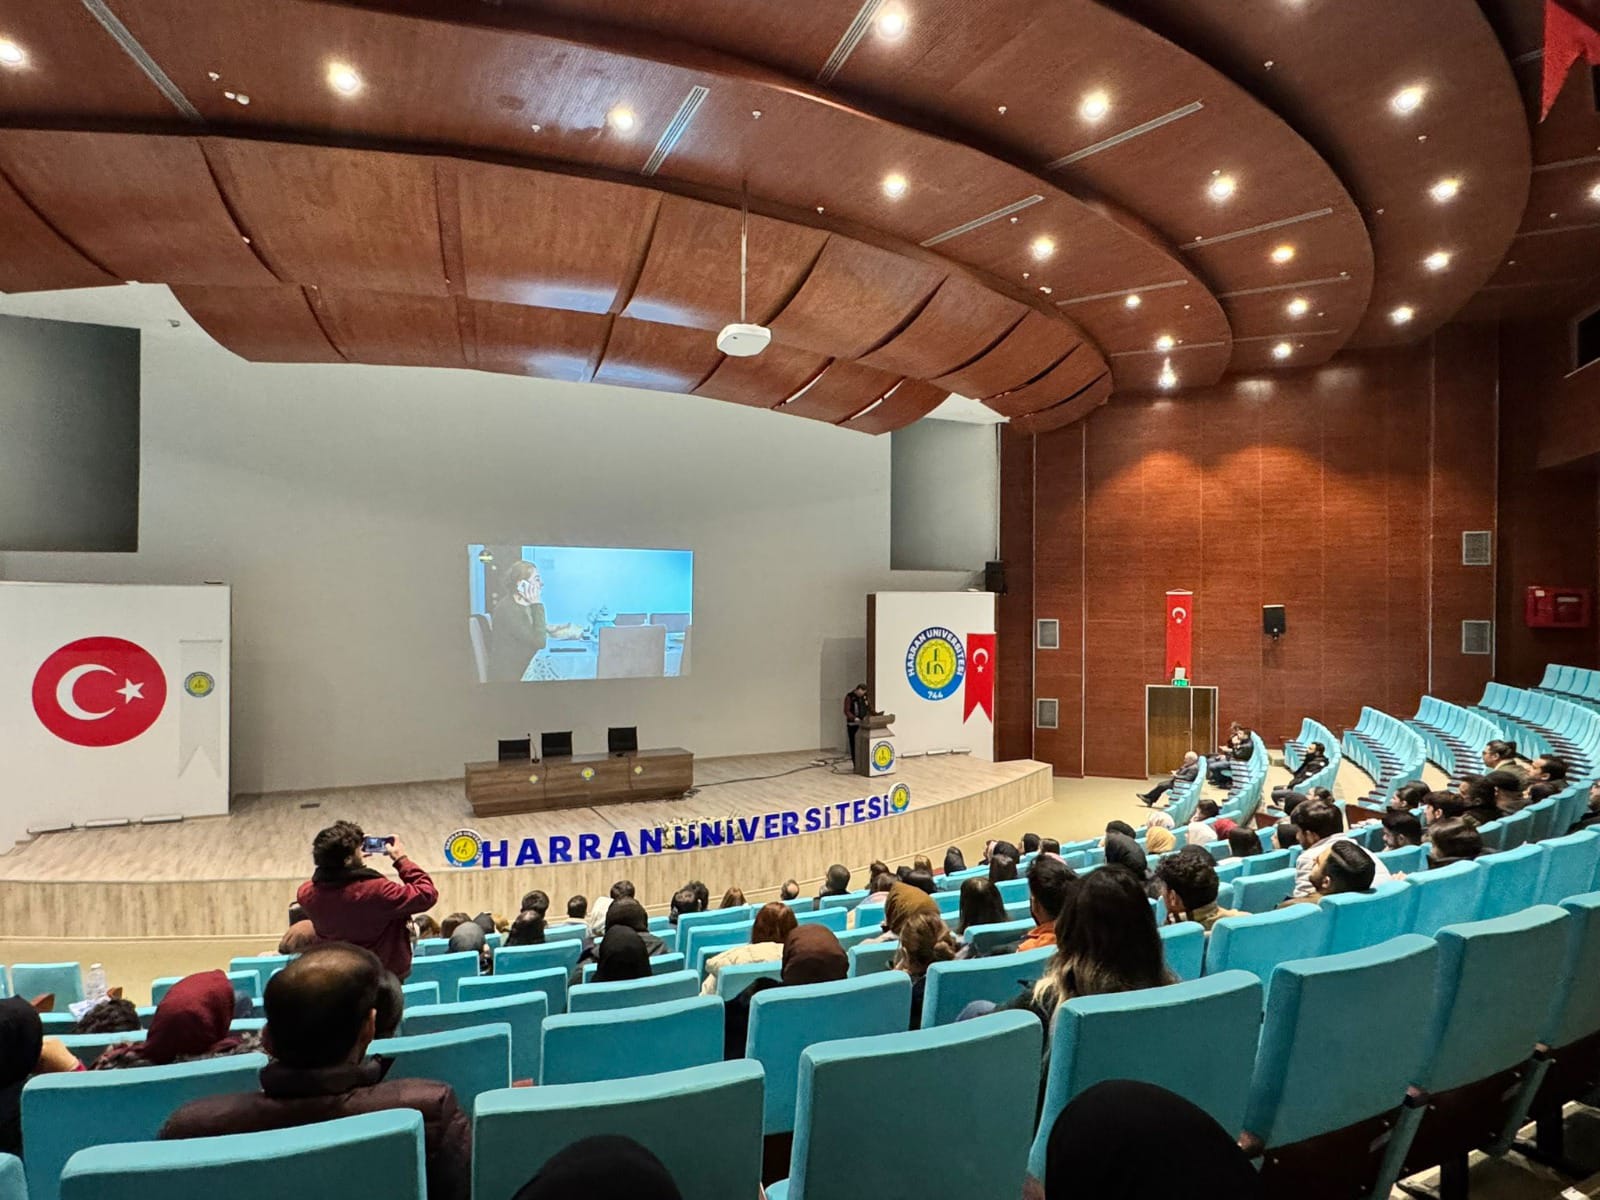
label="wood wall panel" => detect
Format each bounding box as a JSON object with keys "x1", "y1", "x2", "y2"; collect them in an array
[
  {"x1": 1032, "y1": 422, "x2": 1084, "y2": 775},
  {"x1": 996, "y1": 427, "x2": 1036, "y2": 762}
]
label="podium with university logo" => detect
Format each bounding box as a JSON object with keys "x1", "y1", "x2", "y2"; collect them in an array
[{"x1": 855, "y1": 713, "x2": 898, "y2": 778}]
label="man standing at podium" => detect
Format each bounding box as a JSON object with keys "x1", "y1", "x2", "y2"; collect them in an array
[{"x1": 844, "y1": 683, "x2": 870, "y2": 760}]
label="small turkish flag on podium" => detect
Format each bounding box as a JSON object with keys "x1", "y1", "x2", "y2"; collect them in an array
[{"x1": 1165, "y1": 591, "x2": 1194, "y2": 682}]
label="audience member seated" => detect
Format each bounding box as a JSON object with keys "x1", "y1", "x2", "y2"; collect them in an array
[
  {"x1": 1390, "y1": 780, "x2": 1432, "y2": 813},
  {"x1": 471, "y1": 913, "x2": 498, "y2": 938},
  {"x1": 518, "y1": 891, "x2": 549, "y2": 918},
  {"x1": 0, "y1": 996, "x2": 81, "y2": 1157},
  {"x1": 559, "y1": 895, "x2": 590, "y2": 927},
  {"x1": 1572, "y1": 781, "x2": 1600, "y2": 833},
  {"x1": 1486, "y1": 769, "x2": 1529, "y2": 817},
  {"x1": 943, "y1": 847, "x2": 967, "y2": 874},
  {"x1": 1381, "y1": 810, "x2": 1424, "y2": 849},
  {"x1": 865, "y1": 882, "x2": 939, "y2": 943},
  {"x1": 512, "y1": 1135, "x2": 683, "y2": 1200},
  {"x1": 439, "y1": 912, "x2": 470, "y2": 940},
  {"x1": 1142, "y1": 826, "x2": 1175, "y2": 858},
  {"x1": 592, "y1": 927, "x2": 652, "y2": 984},
  {"x1": 955, "y1": 878, "x2": 1009, "y2": 948},
  {"x1": 892, "y1": 912, "x2": 960, "y2": 1028},
  {"x1": 1274, "y1": 822, "x2": 1299, "y2": 850},
  {"x1": 1018, "y1": 857, "x2": 1077, "y2": 951},
  {"x1": 779, "y1": 879, "x2": 801, "y2": 902},
  {"x1": 1285, "y1": 841, "x2": 1376, "y2": 905},
  {"x1": 1481, "y1": 739, "x2": 1527, "y2": 783},
  {"x1": 1138, "y1": 751, "x2": 1200, "y2": 806},
  {"x1": 375, "y1": 971, "x2": 404, "y2": 1038},
  {"x1": 581, "y1": 899, "x2": 667, "y2": 968},
  {"x1": 1104, "y1": 820, "x2": 1138, "y2": 841},
  {"x1": 1289, "y1": 798, "x2": 1391, "y2": 898},
  {"x1": 504, "y1": 911, "x2": 546, "y2": 947},
  {"x1": 700, "y1": 901, "x2": 798, "y2": 995},
  {"x1": 988, "y1": 854, "x2": 1019, "y2": 883},
  {"x1": 1022, "y1": 832, "x2": 1042, "y2": 855},
  {"x1": 1426, "y1": 818, "x2": 1484, "y2": 868},
  {"x1": 160, "y1": 944, "x2": 471, "y2": 1200},
  {"x1": 1144, "y1": 811, "x2": 1175, "y2": 832},
  {"x1": 1423, "y1": 789, "x2": 1469, "y2": 826},
  {"x1": 722, "y1": 926, "x2": 848, "y2": 1059},
  {"x1": 448, "y1": 921, "x2": 489, "y2": 974},
  {"x1": 719, "y1": 887, "x2": 746, "y2": 909},
  {"x1": 855, "y1": 871, "x2": 897, "y2": 922},
  {"x1": 687, "y1": 881, "x2": 711, "y2": 911},
  {"x1": 74, "y1": 997, "x2": 140, "y2": 1034},
  {"x1": 1288, "y1": 741, "x2": 1330, "y2": 789},
  {"x1": 1530, "y1": 754, "x2": 1567, "y2": 786},
  {"x1": 904, "y1": 867, "x2": 938, "y2": 894},
  {"x1": 413, "y1": 913, "x2": 442, "y2": 941},
  {"x1": 818, "y1": 864, "x2": 852, "y2": 899},
  {"x1": 95, "y1": 971, "x2": 261, "y2": 1069},
  {"x1": 1039, "y1": 837, "x2": 1062, "y2": 856},
  {"x1": 868, "y1": 860, "x2": 892, "y2": 882},
  {"x1": 1157, "y1": 851, "x2": 1243, "y2": 932},
  {"x1": 1226, "y1": 827, "x2": 1264, "y2": 859},
  {"x1": 1527, "y1": 781, "x2": 1562, "y2": 805},
  {"x1": 1207, "y1": 722, "x2": 1253, "y2": 786},
  {"x1": 1457, "y1": 775, "x2": 1502, "y2": 826},
  {"x1": 280, "y1": 918, "x2": 318, "y2": 955},
  {"x1": 668, "y1": 888, "x2": 699, "y2": 926},
  {"x1": 297, "y1": 824, "x2": 438, "y2": 981},
  {"x1": 1186, "y1": 817, "x2": 1218, "y2": 847}
]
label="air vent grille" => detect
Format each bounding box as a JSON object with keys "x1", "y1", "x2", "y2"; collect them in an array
[
  {"x1": 1462, "y1": 531, "x2": 1492, "y2": 567},
  {"x1": 1462, "y1": 620, "x2": 1493, "y2": 656},
  {"x1": 1036, "y1": 619, "x2": 1060, "y2": 650},
  {"x1": 1036, "y1": 698, "x2": 1059, "y2": 730}
]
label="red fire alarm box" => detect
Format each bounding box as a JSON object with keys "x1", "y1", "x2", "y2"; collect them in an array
[{"x1": 1525, "y1": 586, "x2": 1593, "y2": 628}]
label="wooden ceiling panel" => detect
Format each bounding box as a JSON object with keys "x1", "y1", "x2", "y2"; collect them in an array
[
  {"x1": 933, "y1": 311, "x2": 1079, "y2": 398},
  {"x1": 466, "y1": 301, "x2": 611, "y2": 382},
  {"x1": 0, "y1": 2, "x2": 181, "y2": 122},
  {"x1": 839, "y1": 379, "x2": 950, "y2": 435},
  {"x1": 593, "y1": 317, "x2": 723, "y2": 392},
  {"x1": 308, "y1": 290, "x2": 465, "y2": 367},
  {"x1": 858, "y1": 276, "x2": 1027, "y2": 380},
  {"x1": 1009, "y1": 374, "x2": 1113, "y2": 436},
  {"x1": 0, "y1": 173, "x2": 118, "y2": 293},
  {"x1": 767, "y1": 237, "x2": 944, "y2": 359},
  {"x1": 456, "y1": 164, "x2": 659, "y2": 313},
  {"x1": 0, "y1": 132, "x2": 275, "y2": 287},
  {"x1": 781, "y1": 362, "x2": 902, "y2": 424},
  {"x1": 622, "y1": 194, "x2": 826, "y2": 330},
  {"x1": 171, "y1": 284, "x2": 343, "y2": 363},
  {"x1": 1109, "y1": 342, "x2": 1232, "y2": 394},
  {"x1": 693, "y1": 343, "x2": 830, "y2": 408},
  {"x1": 204, "y1": 140, "x2": 448, "y2": 295},
  {"x1": 985, "y1": 347, "x2": 1107, "y2": 419}
]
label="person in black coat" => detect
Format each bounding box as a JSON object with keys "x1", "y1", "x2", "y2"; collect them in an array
[{"x1": 486, "y1": 560, "x2": 585, "y2": 682}]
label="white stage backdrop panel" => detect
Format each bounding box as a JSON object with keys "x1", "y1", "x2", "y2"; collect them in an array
[
  {"x1": 868, "y1": 592, "x2": 995, "y2": 760},
  {"x1": 0, "y1": 582, "x2": 229, "y2": 849}
]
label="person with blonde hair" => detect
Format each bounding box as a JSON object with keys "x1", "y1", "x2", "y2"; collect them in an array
[
  {"x1": 864, "y1": 881, "x2": 939, "y2": 943},
  {"x1": 892, "y1": 911, "x2": 960, "y2": 1028},
  {"x1": 700, "y1": 902, "x2": 797, "y2": 995}
]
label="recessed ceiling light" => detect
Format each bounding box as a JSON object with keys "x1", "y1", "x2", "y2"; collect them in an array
[
  {"x1": 1079, "y1": 90, "x2": 1110, "y2": 121},
  {"x1": 1208, "y1": 173, "x2": 1237, "y2": 201},
  {"x1": 1389, "y1": 305, "x2": 1416, "y2": 325},
  {"x1": 1158, "y1": 358, "x2": 1178, "y2": 390},
  {"x1": 881, "y1": 173, "x2": 908, "y2": 199},
  {"x1": 1155, "y1": 334, "x2": 1176, "y2": 352},
  {"x1": 327, "y1": 63, "x2": 362, "y2": 96},
  {"x1": 1272, "y1": 341, "x2": 1293, "y2": 360},
  {"x1": 1286, "y1": 297, "x2": 1310, "y2": 317},
  {"x1": 1124, "y1": 294, "x2": 1142, "y2": 310},
  {"x1": 607, "y1": 105, "x2": 636, "y2": 133},
  {"x1": 1589, "y1": 181, "x2": 1600, "y2": 202},
  {"x1": 876, "y1": 6, "x2": 908, "y2": 38},
  {"x1": 1270, "y1": 244, "x2": 1295, "y2": 264},
  {"x1": 1390, "y1": 85, "x2": 1426, "y2": 115},
  {"x1": 1030, "y1": 235, "x2": 1056, "y2": 261},
  {"x1": 1424, "y1": 250, "x2": 1451, "y2": 272},
  {"x1": 1428, "y1": 177, "x2": 1461, "y2": 203},
  {"x1": 0, "y1": 39, "x2": 25, "y2": 68}
]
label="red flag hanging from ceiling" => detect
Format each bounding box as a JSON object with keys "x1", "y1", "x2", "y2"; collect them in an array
[
  {"x1": 1542, "y1": 0, "x2": 1600, "y2": 120},
  {"x1": 1165, "y1": 591, "x2": 1194, "y2": 682},
  {"x1": 963, "y1": 632, "x2": 995, "y2": 722}
]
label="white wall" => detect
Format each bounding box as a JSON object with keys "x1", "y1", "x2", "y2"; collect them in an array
[{"x1": 0, "y1": 299, "x2": 967, "y2": 795}]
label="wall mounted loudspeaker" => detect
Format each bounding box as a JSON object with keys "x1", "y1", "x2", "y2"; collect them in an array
[
  {"x1": 1263, "y1": 605, "x2": 1287, "y2": 639},
  {"x1": 984, "y1": 561, "x2": 1007, "y2": 594}
]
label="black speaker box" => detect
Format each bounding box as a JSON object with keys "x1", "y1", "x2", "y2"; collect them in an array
[{"x1": 1263, "y1": 605, "x2": 1287, "y2": 637}]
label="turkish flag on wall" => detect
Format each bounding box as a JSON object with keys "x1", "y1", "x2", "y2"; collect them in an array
[
  {"x1": 1543, "y1": 0, "x2": 1600, "y2": 119},
  {"x1": 1165, "y1": 591, "x2": 1194, "y2": 681},
  {"x1": 964, "y1": 632, "x2": 995, "y2": 722}
]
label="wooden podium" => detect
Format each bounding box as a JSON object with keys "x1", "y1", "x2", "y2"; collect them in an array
[
  {"x1": 1145, "y1": 685, "x2": 1217, "y2": 776},
  {"x1": 465, "y1": 748, "x2": 694, "y2": 818}
]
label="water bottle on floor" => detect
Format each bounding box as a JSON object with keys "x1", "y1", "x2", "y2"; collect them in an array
[{"x1": 86, "y1": 963, "x2": 107, "y2": 1004}]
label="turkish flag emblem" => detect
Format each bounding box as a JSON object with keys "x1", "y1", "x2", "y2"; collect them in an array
[
  {"x1": 964, "y1": 632, "x2": 995, "y2": 722},
  {"x1": 32, "y1": 637, "x2": 168, "y2": 747}
]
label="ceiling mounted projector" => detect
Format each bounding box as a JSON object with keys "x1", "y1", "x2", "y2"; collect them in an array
[{"x1": 716, "y1": 322, "x2": 771, "y2": 357}]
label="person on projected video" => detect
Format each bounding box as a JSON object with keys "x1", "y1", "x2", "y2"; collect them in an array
[{"x1": 488, "y1": 560, "x2": 586, "y2": 682}]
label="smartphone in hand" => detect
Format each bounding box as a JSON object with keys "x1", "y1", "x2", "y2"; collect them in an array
[{"x1": 362, "y1": 835, "x2": 395, "y2": 855}]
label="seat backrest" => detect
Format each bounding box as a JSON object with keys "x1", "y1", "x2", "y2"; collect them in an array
[
  {"x1": 0, "y1": 1154, "x2": 22, "y2": 1200},
  {"x1": 404, "y1": 951, "x2": 481, "y2": 1004},
  {"x1": 414, "y1": 938, "x2": 450, "y2": 958},
  {"x1": 491, "y1": 941, "x2": 580, "y2": 981},
  {"x1": 995, "y1": 877, "x2": 1031, "y2": 904},
  {"x1": 1536, "y1": 831, "x2": 1600, "y2": 907},
  {"x1": 370, "y1": 1024, "x2": 511, "y2": 1111},
  {"x1": 1243, "y1": 848, "x2": 1293, "y2": 877},
  {"x1": 477, "y1": 1062, "x2": 762, "y2": 1200},
  {"x1": 919, "y1": 947, "x2": 1054, "y2": 1028},
  {"x1": 1542, "y1": 892, "x2": 1600, "y2": 1051},
  {"x1": 1245, "y1": 935, "x2": 1438, "y2": 1149},
  {"x1": 794, "y1": 908, "x2": 848, "y2": 932},
  {"x1": 847, "y1": 940, "x2": 900, "y2": 977},
  {"x1": 226, "y1": 956, "x2": 291, "y2": 996},
  {"x1": 681, "y1": 918, "x2": 753, "y2": 969},
  {"x1": 963, "y1": 918, "x2": 1034, "y2": 956},
  {"x1": 1376, "y1": 844, "x2": 1426, "y2": 876},
  {"x1": 1027, "y1": 972, "x2": 1263, "y2": 1184},
  {"x1": 1407, "y1": 859, "x2": 1486, "y2": 937},
  {"x1": 1476, "y1": 843, "x2": 1544, "y2": 920},
  {"x1": 717, "y1": 959, "x2": 783, "y2": 999},
  {"x1": 1528, "y1": 797, "x2": 1563, "y2": 844},
  {"x1": 748, "y1": 972, "x2": 911, "y2": 1133},
  {"x1": 567, "y1": 970, "x2": 700, "y2": 1014},
  {"x1": 1500, "y1": 808, "x2": 1534, "y2": 850},
  {"x1": 1205, "y1": 905, "x2": 1330, "y2": 984},
  {"x1": 1232, "y1": 868, "x2": 1299, "y2": 913},
  {"x1": 57, "y1": 1109, "x2": 425, "y2": 1200},
  {"x1": 58, "y1": 1030, "x2": 145, "y2": 1068},
  {"x1": 400, "y1": 994, "x2": 545, "y2": 1084},
  {"x1": 579, "y1": 953, "x2": 685, "y2": 983},
  {"x1": 541, "y1": 995, "x2": 723, "y2": 1086},
  {"x1": 398, "y1": 981, "x2": 439, "y2": 1007},
  {"x1": 818, "y1": 890, "x2": 868, "y2": 912},
  {"x1": 674, "y1": 906, "x2": 751, "y2": 948},
  {"x1": 1319, "y1": 880, "x2": 1415, "y2": 955},
  {"x1": 456, "y1": 966, "x2": 568, "y2": 1013},
  {"x1": 1159, "y1": 921, "x2": 1206, "y2": 981},
  {"x1": 10, "y1": 964, "x2": 82, "y2": 1007},
  {"x1": 23, "y1": 1052, "x2": 268, "y2": 1200},
  {"x1": 1417, "y1": 905, "x2": 1571, "y2": 1093},
  {"x1": 785, "y1": 1011, "x2": 1042, "y2": 1200}
]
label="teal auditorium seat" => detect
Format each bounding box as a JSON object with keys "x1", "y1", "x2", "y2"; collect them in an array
[
  {"x1": 770, "y1": 1011, "x2": 1042, "y2": 1200},
  {"x1": 22, "y1": 1052, "x2": 268, "y2": 1200},
  {"x1": 404, "y1": 951, "x2": 481, "y2": 1004},
  {"x1": 10, "y1": 965, "x2": 82, "y2": 1007},
  {"x1": 1521, "y1": 892, "x2": 1600, "y2": 1164},
  {"x1": 0, "y1": 1155, "x2": 22, "y2": 1200},
  {"x1": 541, "y1": 995, "x2": 722, "y2": 1086},
  {"x1": 1319, "y1": 880, "x2": 1414, "y2": 954},
  {"x1": 1535, "y1": 830, "x2": 1600, "y2": 906},
  {"x1": 579, "y1": 952, "x2": 685, "y2": 983},
  {"x1": 794, "y1": 908, "x2": 848, "y2": 932},
  {"x1": 1027, "y1": 972, "x2": 1264, "y2": 1186},
  {"x1": 1407, "y1": 859, "x2": 1485, "y2": 938},
  {"x1": 400, "y1": 994, "x2": 545, "y2": 1084},
  {"x1": 1476, "y1": 843, "x2": 1544, "y2": 920},
  {"x1": 58, "y1": 1031, "x2": 144, "y2": 1067},
  {"x1": 541, "y1": 922, "x2": 586, "y2": 941},
  {"x1": 1376, "y1": 844, "x2": 1426, "y2": 875},
  {"x1": 962, "y1": 917, "x2": 1033, "y2": 956},
  {"x1": 995, "y1": 878, "x2": 1030, "y2": 905},
  {"x1": 458, "y1": 966, "x2": 566, "y2": 1012},
  {"x1": 748, "y1": 972, "x2": 911, "y2": 1134},
  {"x1": 491, "y1": 941, "x2": 580, "y2": 980},
  {"x1": 818, "y1": 890, "x2": 867, "y2": 911},
  {"x1": 716, "y1": 959, "x2": 782, "y2": 998},
  {"x1": 226, "y1": 956, "x2": 290, "y2": 996},
  {"x1": 58, "y1": 1110, "x2": 425, "y2": 1200},
  {"x1": 919, "y1": 947, "x2": 1053, "y2": 1028},
  {"x1": 1232, "y1": 868, "x2": 1298, "y2": 913},
  {"x1": 1158, "y1": 921, "x2": 1205, "y2": 981},
  {"x1": 151, "y1": 971, "x2": 259, "y2": 1005},
  {"x1": 846, "y1": 941, "x2": 899, "y2": 977},
  {"x1": 1500, "y1": 807, "x2": 1535, "y2": 850},
  {"x1": 1242, "y1": 848, "x2": 1294, "y2": 877},
  {"x1": 399, "y1": 981, "x2": 439, "y2": 1007},
  {"x1": 1243, "y1": 936, "x2": 1439, "y2": 1198},
  {"x1": 414, "y1": 938, "x2": 449, "y2": 958},
  {"x1": 371, "y1": 1025, "x2": 511, "y2": 1112},
  {"x1": 567, "y1": 969, "x2": 699, "y2": 1014},
  {"x1": 681, "y1": 919, "x2": 752, "y2": 970},
  {"x1": 472, "y1": 1061, "x2": 764, "y2": 1200},
  {"x1": 674, "y1": 906, "x2": 752, "y2": 949}
]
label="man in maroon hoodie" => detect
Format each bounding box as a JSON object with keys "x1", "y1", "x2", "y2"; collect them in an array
[{"x1": 296, "y1": 821, "x2": 437, "y2": 980}]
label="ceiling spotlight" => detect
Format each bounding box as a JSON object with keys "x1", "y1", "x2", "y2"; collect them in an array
[
  {"x1": 1272, "y1": 341, "x2": 1293, "y2": 360},
  {"x1": 1390, "y1": 85, "x2": 1426, "y2": 115},
  {"x1": 1079, "y1": 90, "x2": 1110, "y2": 121},
  {"x1": 1030, "y1": 235, "x2": 1056, "y2": 261},
  {"x1": 1428, "y1": 177, "x2": 1461, "y2": 203},
  {"x1": 607, "y1": 105, "x2": 637, "y2": 133},
  {"x1": 327, "y1": 63, "x2": 362, "y2": 96},
  {"x1": 881, "y1": 172, "x2": 908, "y2": 199},
  {"x1": 0, "y1": 39, "x2": 25, "y2": 68},
  {"x1": 1158, "y1": 358, "x2": 1178, "y2": 390},
  {"x1": 876, "y1": 6, "x2": 908, "y2": 38},
  {"x1": 1208, "y1": 173, "x2": 1237, "y2": 201},
  {"x1": 1155, "y1": 334, "x2": 1176, "y2": 352},
  {"x1": 1124, "y1": 294, "x2": 1142, "y2": 310},
  {"x1": 1424, "y1": 250, "x2": 1452, "y2": 272},
  {"x1": 1286, "y1": 297, "x2": 1310, "y2": 317},
  {"x1": 1589, "y1": 181, "x2": 1600, "y2": 202},
  {"x1": 1389, "y1": 304, "x2": 1416, "y2": 325},
  {"x1": 1270, "y1": 244, "x2": 1296, "y2": 264}
]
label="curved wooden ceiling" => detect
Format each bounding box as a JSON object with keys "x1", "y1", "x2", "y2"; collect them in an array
[{"x1": 0, "y1": 0, "x2": 1541, "y2": 431}]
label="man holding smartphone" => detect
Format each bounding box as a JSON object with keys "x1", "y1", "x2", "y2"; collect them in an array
[{"x1": 297, "y1": 821, "x2": 439, "y2": 980}]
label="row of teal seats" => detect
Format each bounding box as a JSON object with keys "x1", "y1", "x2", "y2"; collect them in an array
[
  {"x1": 1410, "y1": 695, "x2": 1502, "y2": 778},
  {"x1": 1476, "y1": 682, "x2": 1600, "y2": 771},
  {"x1": 1537, "y1": 662, "x2": 1600, "y2": 706},
  {"x1": 1342, "y1": 706, "x2": 1426, "y2": 801},
  {"x1": 1283, "y1": 716, "x2": 1342, "y2": 794}
]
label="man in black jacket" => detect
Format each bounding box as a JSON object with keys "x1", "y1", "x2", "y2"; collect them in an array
[{"x1": 843, "y1": 684, "x2": 871, "y2": 760}]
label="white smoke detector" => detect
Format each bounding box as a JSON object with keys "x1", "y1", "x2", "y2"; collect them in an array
[{"x1": 716, "y1": 322, "x2": 771, "y2": 357}]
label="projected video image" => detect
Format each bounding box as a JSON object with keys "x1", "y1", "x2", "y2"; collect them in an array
[{"x1": 468, "y1": 545, "x2": 693, "y2": 682}]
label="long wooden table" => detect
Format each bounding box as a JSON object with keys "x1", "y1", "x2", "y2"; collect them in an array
[{"x1": 465, "y1": 747, "x2": 694, "y2": 817}]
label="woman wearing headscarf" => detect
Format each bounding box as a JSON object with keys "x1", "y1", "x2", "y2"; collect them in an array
[
  {"x1": 722, "y1": 925, "x2": 848, "y2": 1059},
  {"x1": 93, "y1": 971, "x2": 260, "y2": 1070},
  {"x1": 1143, "y1": 811, "x2": 1175, "y2": 832},
  {"x1": 1104, "y1": 831, "x2": 1164, "y2": 899},
  {"x1": 892, "y1": 911, "x2": 960, "y2": 1028},
  {"x1": 942, "y1": 846, "x2": 967, "y2": 875},
  {"x1": 0, "y1": 996, "x2": 81, "y2": 1156},
  {"x1": 700, "y1": 901, "x2": 798, "y2": 995},
  {"x1": 593, "y1": 926, "x2": 653, "y2": 984},
  {"x1": 1143, "y1": 826, "x2": 1176, "y2": 857},
  {"x1": 513, "y1": 1135, "x2": 683, "y2": 1200},
  {"x1": 864, "y1": 881, "x2": 939, "y2": 943}
]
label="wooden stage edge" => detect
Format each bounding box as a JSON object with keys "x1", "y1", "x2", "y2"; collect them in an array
[{"x1": 0, "y1": 754, "x2": 1053, "y2": 939}]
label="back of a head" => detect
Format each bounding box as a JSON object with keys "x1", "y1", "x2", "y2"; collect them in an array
[
  {"x1": 1427, "y1": 789, "x2": 1469, "y2": 819},
  {"x1": 448, "y1": 922, "x2": 486, "y2": 955},
  {"x1": 1157, "y1": 852, "x2": 1219, "y2": 911},
  {"x1": 610, "y1": 880, "x2": 636, "y2": 902},
  {"x1": 958, "y1": 877, "x2": 1009, "y2": 930},
  {"x1": 987, "y1": 854, "x2": 1019, "y2": 883},
  {"x1": 1274, "y1": 822, "x2": 1298, "y2": 850},
  {"x1": 512, "y1": 1134, "x2": 684, "y2": 1200},
  {"x1": 1040, "y1": 837, "x2": 1061, "y2": 855},
  {"x1": 265, "y1": 943, "x2": 382, "y2": 1069},
  {"x1": 779, "y1": 879, "x2": 800, "y2": 900},
  {"x1": 1322, "y1": 841, "x2": 1376, "y2": 894},
  {"x1": 1485, "y1": 769, "x2": 1523, "y2": 796},
  {"x1": 688, "y1": 881, "x2": 710, "y2": 910},
  {"x1": 1429, "y1": 817, "x2": 1483, "y2": 863},
  {"x1": 566, "y1": 895, "x2": 587, "y2": 918},
  {"x1": 669, "y1": 889, "x2": 698, "y2": 922},
  {"x1": 781, "y1": 925, "x2": 849, "y2": 986},
  {"x1": 440, "y1": 911, "x2": 470, "y2": 939},
  {"x1": 520, "y1": 890, "x2": 550, "y2": 916},
  {"x1": 1027, "y1": 855, "x2": 1078, "y2": 922},
  {"x1": 1291, "y1": 797, "x2": 1342, "y2": 842},
  {"x1": 1382, "y1": 810, "x2": 1423, "y2": 846},
  {"x1": 912, "y1": 855, "x2": 933, "y2": 873},
  {"x1": 1528, "y1": 781, "x2": 1560, "y2": 802},
  {"x1": 287, "y1": 902, "x2": 308, "y2": 926},
  {"x1": 75, "y1": 997, "x2": 140, "y2": 1034},
  {"x1": 904, "y1": 868, "x2": 938, "y2": 894},
  {"x1": 943, "y1": 847, "x2": 967, "y2": 875},
  {"x1": 1197, "y1": 800, "x2": 1220, "y2": 820},
  {"x1": 751, "y1": 901, "x2": 798, "y2": 945},
  {"x1": 606, "y1": 897, "x2": 649, "y2": 933},
  {"x1": 992, "y1": 840, "x2": 1019, "y2": 862},
  {"x1": 1105, "y1": 820, "x2": 1137, "y2": 840},
  {"x1": 1227, "y1": 828, "x2": 1262, "y2": 858},
  {"x1": 1022, "y1": 833, "x2": 1041, "y2": 854},
  {"x1": 374, "y1": 970, "x2": 404, "y2": 1039},
  {"x1": 311, "y1": 821, "x2": 362, "y2": 870},
  {"x1": 895, "y1": 911, "x2": 958, "y2": 975},
  {"x1": 1054, "y1": 868, "x2": 1167, "y2": 995},
  {"x1": 506, "y1": 911, "x2": 546, "y2": 946},
  {"x1": 720, "y1": 887, "x2": 746, "y2": 909},
  {"x1": 1101, "y1": 833, "x2": 1148, "y2": 876},
  {"x1": 824, "y1": 864, "x2": 851, "y2": 893},
  {"x1": 1392, "y1": 780, "x2": 1431, "y2": 811},
  {"x1": 1460, "y1": 775, "x2": 1496, "y2": 807},
  {"x1": 1539, "y1": 755, "x2": 1569, "y2": 781},
  {"x1": 869, "y1": 871, "x2": 896, "y2": 895}
]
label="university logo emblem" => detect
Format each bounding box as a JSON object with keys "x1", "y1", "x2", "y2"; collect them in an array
[
  {"x1": 183, "y1": 671, "x2": 215, "y2": 698},
  {"x1": 889, "y1": 783, "x2": 912, "y2": 813},
  {"x1": 905, "y1": 626, "x2": 965, "y2": 701},
  {"x1": 443, "y1": 829, "x2": 483, "y2": 868},
  {"x1": 871, "y1": 740, "x2": 895, "y2": 771}
]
